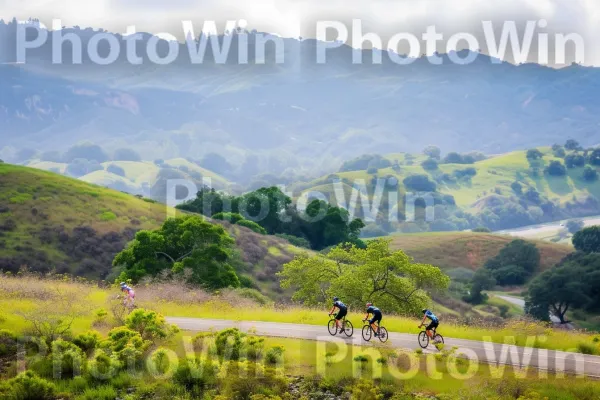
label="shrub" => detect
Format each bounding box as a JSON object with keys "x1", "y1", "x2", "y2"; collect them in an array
[
  {"x1": 125, "y1": 308, "x2": 178, "y2": 341},
  {"x1": 0, "y1": 371, "x2": 56, "y2": 400},
  {"x1": 106, "y1": 164, "x2": 126, "y2": 177},
  {"x1": 237, "y1": 219, "x2": 268, "y2": 235},
  {"x1": 0, "y1": 329, "x2": 17, "y2": 358},
  {"x1": 472, "y1": 226, "x2": 491, "y2": 232},
  {"x1": 229, "y1": 288, "x2": 272, "y2": 306},
  {"x1": 403, "y1": 174, "x2": 436, "y2": 192},
  {"x1": 274, "y1": 234, "x2": 311, "y2": 248},
  {"x1": 99, "y1": 211, "x2": 117, "y2": 221},
  {"x1": 213, "y1": 212, "x2": 245, "y2": 223},
  {"x1": 265, "y1": 346, "x2": 285, "y2": 364},
  {"x1": 51, "y1": 338, "x2": 86, "y2": 379},
  {"x1": 173, "y1": 357, "x2": 219, "y2": 391},
  {"x1": 93, "y1": 308, "x2": 108, "y2": 326},
  {"x1": 421, "y1": 158, "x2": 438, "y2": 170},
  {"x1": 577, "y1": 342, "x2": 598, "y2": 355},
  {"x1": 545, "y1": 160, "x2": 567, "y2": 176},
  {"x1": 73, "y1": 330, "x2": 102, "y2": 354},
  {"x1": 103, "y1": 326, "x2": 149, "y2": 363},
  {"x1": 87, "y1": 352, "x2": 121, "y2": 379}
]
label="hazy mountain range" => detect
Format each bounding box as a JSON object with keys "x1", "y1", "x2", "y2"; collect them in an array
[{"x1": 2, "y1": 20, "x2": 600, "y2": 178}]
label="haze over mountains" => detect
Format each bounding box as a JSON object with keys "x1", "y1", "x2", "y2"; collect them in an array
[{"x1": 2, "y1": 20, "x2": 600, "y2": 177}]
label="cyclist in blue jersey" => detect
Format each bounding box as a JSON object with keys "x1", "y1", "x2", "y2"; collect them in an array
[
  {"x1": 419, "y1": 309, "x2": 440, "y2": 343},
  {"x1": 329, "y1": 297, "x2": 348, "y2": 333},
  {"x1": 363, "y1": 303, "x2": 382, "y2": 336}
]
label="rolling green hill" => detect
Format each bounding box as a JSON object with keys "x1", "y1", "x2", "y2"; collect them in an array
[
  {"x1": 0, "y1": 163, "x2": 305, "y2": 297},
  {"x1": 26, "y1": 157, "x2": 233, "y2": 198},
  {"x1": 291, "y1": 148, "x2": 600, "y2": 232}
]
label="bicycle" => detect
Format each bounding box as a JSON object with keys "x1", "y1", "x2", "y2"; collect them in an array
[
  {"x1": 361, "y1": 320, "x2": 388, "y2": 343},
  {"x1": 328, "y1": 314, "x2": 354, "y2": 337},
  {"x1": 417, "y1": 325, "x2": 444, "y2": 349}
]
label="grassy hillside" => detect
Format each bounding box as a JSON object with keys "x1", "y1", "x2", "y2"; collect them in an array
[
  {"x1": 384, "y1": 232, "x2": 572, "y2": 271},
  {"x1": 26, "y1": 157, "x2": 232, "y2": 197},
  {"x1": 291, "y1": 148, "x2": 600, "y2": 233},
  {"x1": 0, "y1": 163, "x2": 306, "y2": 295}
]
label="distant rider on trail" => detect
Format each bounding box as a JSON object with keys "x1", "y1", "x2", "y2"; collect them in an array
[
  {"x1": 120, "y1": 282, "x2": 135, "y2": 307},
  {"x1": 329, "y1": 297, "x2": 348, "y2": 333}
]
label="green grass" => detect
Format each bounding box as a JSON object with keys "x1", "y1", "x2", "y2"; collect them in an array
[
  {"x1": 0, "y1": 163, "x2": 307, "y2": 286},
  {"x1": 1, "y1": 276, "x2": 598, "y2": 354},
  {"x1": 296, "y1": 147, "x2": 600, "y2": 212}
]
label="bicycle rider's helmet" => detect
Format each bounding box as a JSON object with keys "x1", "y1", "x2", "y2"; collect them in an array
[
  {"x1": 333, "y1": 297, "x2": 339, "y2": 301},
  {"x1": 120, "y1": 282, "x2": 126, "y2": 288},
  {"x1": 422, "y1": 309, "x2": 428, "y2": 314},
  {"x1": 366, "y1": 302, "x2": 373, "y2": 308}
]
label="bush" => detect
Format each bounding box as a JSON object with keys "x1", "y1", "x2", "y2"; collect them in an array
[
  {"x1": 421, "y1": 158, "x2": 438, "y2": 170},
  {"x1": 212, "y1": 212, "x2": 245, "y2": 223},
  {"x1": 0, "y1": 371, "x2": 56, "y2": 400},
  {"x1": 106, "y1": 164, "x2": 126, "y2": 177},
  {"x1": 403, "y1": 174, "x2": 436, "y2": 192},
  {"x1": 125, "y1": 308, "x2": 178, "y2": 341},
  {"x1": 453, "y1": 167, "x2": 477, "y2": 179},
  {"x1": 230, "y1": 288, "x2": 272, "y2": 306},
  {"x1": 87, "y1": 352, "x2": 121, "y2": 379},
  {"x1": 73, "y1": 330, "x2": 102, "y2": 354},
  {"x1": 103, "y1": 326, "x2": 149, "y2": 363},
  {"x1": 511, "y1": 181, "x2": 523, "y2": 195},
  {"x1": 51, "y1": 338, "x2": 86, "y2": 379},
  {"x1": 99, "y1": 211, "x2": 117, "y2": 221},
  {"x1": 173, "y1": 357, "x2": 219, "y2": 391},
  {"x1": 545, "y1": 160, "x2": 567, "y2": 176},
  {"x1": 0, "y1": 329, "x2": 17, "y2": 358},
  {"x1": 265, "y1": 346, "x2": 285, "y2": 364},
  {"x1": 472, "y1": 226, "x2": 491, "y2": 232},
  {"x1": 236, "y1": 219, "x2": 267, "y2": 235},
  {"x1": 274, "y1": 234, "x2": 311, "y2": 248},
  {"x1": 366, "y1": 167, "x2": 378, "y2": 174}
]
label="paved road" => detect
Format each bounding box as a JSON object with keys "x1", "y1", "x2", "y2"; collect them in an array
[
  {"x1": 166, "y1": 317, "x2": 600, "y2": 377},
  {"x1": 495, "y1": 295, "x2": 563, "y2": 324}
]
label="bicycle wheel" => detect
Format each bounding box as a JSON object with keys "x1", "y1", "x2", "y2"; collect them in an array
[
  {"x1": 378, "y1": 327, "x2": 389, "y2": 343},
  {"x1": 362, "y1": 325, "x2": 372, "y2": 341},
  {"x1": 343, "y1": 320, "x2": 354, "y2": 337},
  {"x1": 418, "y1": 331, "x2": 429, "y2": 348},
  {"x1": 327, "y1": 319, "x2": 338, "y2": 336},
  {"x1": 434, "y1": 334, "x2": 444, "y2": 345}
]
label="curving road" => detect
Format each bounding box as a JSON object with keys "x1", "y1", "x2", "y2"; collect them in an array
[
  {"x1": 494, "y1": 294, "x2": 563, "y2": 325},
  {"x1": 166, "y1": 317, "x2": 600, "y2": 377}
]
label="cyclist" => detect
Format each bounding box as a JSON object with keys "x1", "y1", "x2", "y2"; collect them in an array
[
  {"x1": 120, "y1": 282, "x2": 135, "y2": 307},
  {"x1": 363, "y1": 302, "x2": 382, "y2": 337},
  {"x1": 328, "y1": 297, "x2": 348, "y2": 333},
  {"x1": 419, "y1": 308, "x2": 440, "y2": 343}
]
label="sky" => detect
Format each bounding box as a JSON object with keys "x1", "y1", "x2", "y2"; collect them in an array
[{"x1": 1, "y1": 0, "x2": 599, "y2": 65}]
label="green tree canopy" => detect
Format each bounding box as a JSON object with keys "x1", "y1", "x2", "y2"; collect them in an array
[
  {"x1": 278, "y1": 239, "x2": 449, "y2": 315},
  {"x1": 113, "y1": 215, "x2": 239, "y2": 289},
  {"x1": 422, "y1": 146, "x2": 441, "y2": 160},
  {"x1": 573, "y1": 226, "x2": 600, "y2": 253},
  {"x1": 525, "y1": 263, "x2": 589, "y2": 324},
  {"x1": 484, "y1": 239, "x2": 540, "y2": 285}
]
